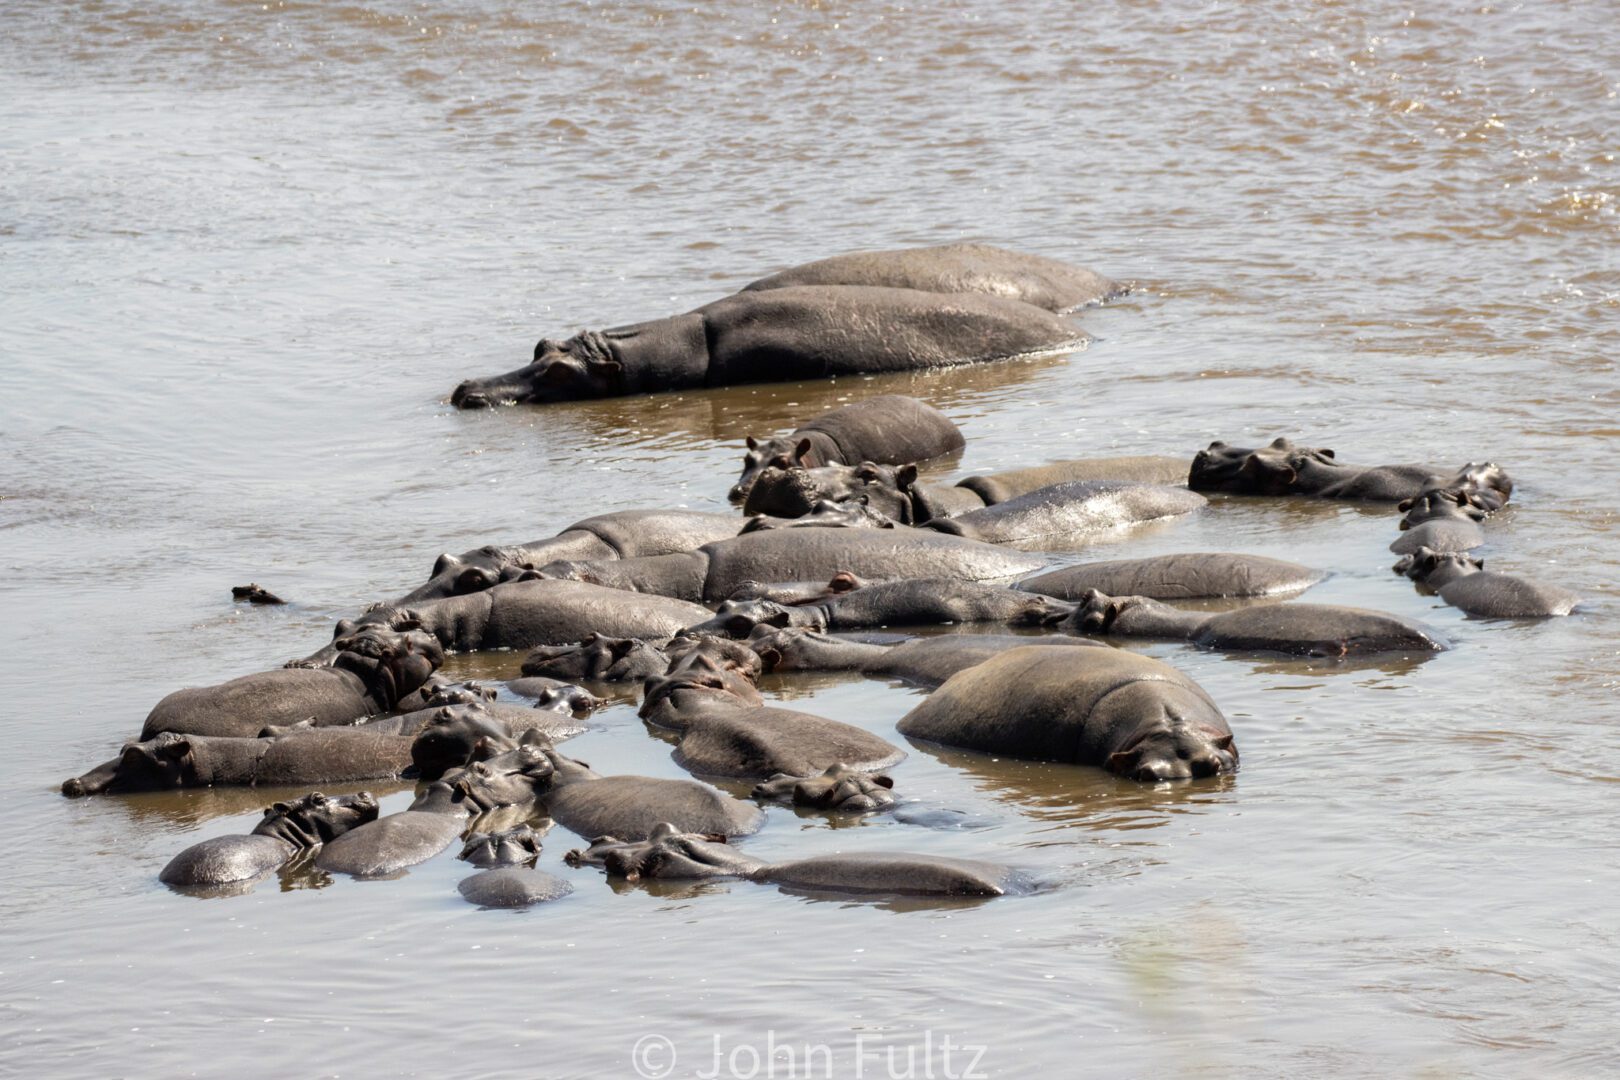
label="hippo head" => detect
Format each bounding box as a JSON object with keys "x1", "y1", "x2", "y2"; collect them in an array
[
  {"x1": 443, "y1": 735, "x2": 554, "y2": 814},
  {"x1": 420, "y1": 680, "x2": 499, "y2": 708},
  {"x1": 639, "y1": 637, "x2": 765, "y2": 726},
  {"x1": 1188, "y1": 438, "x2": 1340, "y2": 495},
  {"x1": 522, "y1": 633, "x2": 671, "y2": 683},
  {"x1": 740, "y1": 498, "x2": 900, "y2": 533},
  {"x1": 531, "y1": 683, "x2": 602, "y2": 714},
  {"x1": 1398, "y1": 487, "x2": 1497, "y2": 529},
  {"x1": 451, "y1": 331, "x2": 622, "y2": 408},
  {"x1": 459, "y1": 824, "x2": 544, "y2": 868},
  {"x1": 1393, "y1": 546, "x2": 1484, "y2": 587},
  {"x1": 1105, "y1": 719, "x2": 1238, "y2": 782},
  {"x1": 404, "y1": 546, "x2": 516, "y2": 602},
  {"x1": 564, "y1": 822, "x2": 763, "y2": 881},
  {"x1": 1450, "y1": 461, "x2": 1513, "y2": 503},
  {"x1": 252, "y1": 791, "x2": 380, "y2": 848},
  {"x1": 743, "y1": 458, "x2": 922, "y2": 523},
  {"x1": 682, "y1": 598, "x2": 819, "y2": 640},
  {"x1": 745, "y1": 625, "x2": 858, "y2": 673},
  {"x1": 410, "y1": 704, "x2": 516, "y2": 781},
  {"x1": 62, "y1": 731, "x2": 201, "y2": 797},
  {"x1": 752, "y1": 764, "x2": 896, "y2": 814},
  {"x1": 331, "y1": 625, "x2": 446, "y2": 709},
  {"x1": 1070, "y1": 589, "x2": 1166, "y2": 635},
  {"x1": 730, "y1": 435, "x2": 803, "y2": 502}
]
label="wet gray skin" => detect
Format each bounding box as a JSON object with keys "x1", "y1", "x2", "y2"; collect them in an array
[
  {"x1": 1388, "y1": 487, "x2": 1501, "y2": 555},
  {"x1": 440, "y1": 739, "x2": 556, "y2": 815},
  {"x1": 898, "y1": 646, "x2": 1238, "y2": 782},
  {"x1": 738, "y1": 498, "x2": 898, "y2": 533},
  {"x1": 450, "y1": 281, "x2": 1088, "y2": 408},
  {"x1": 521, "y1": 634, "x2": 674, "y2": 684},
  {"x1": 351, "y1": 698, "x2": 586, "y2": 746},
  {"x1": 455, "y1": 825, "x2": 571, "y2": 908},
  {"x1": 315, "y1": 782, "x2": 471, "y2": 879},
  {"x1": 1019, "y1": 552, "x2": 1325, "y2": 601},
  {"x1": 159, "y1": 791, "x2": 380, "y2": 888},
  {"x1": 1394, "y1": 548, "x2": 1581, "y2": 618},
  {"x1": 686, "y1": 578, "x2": 1076, "y2": 639},
  {"x1": 408, "y1": 705, "x2": 521, "y2": 782},
  {"x1": 502, "y1": 677, "x2": 602, "y2": 713},
  {"x1": 390, "y1": 677, "x2": 497, "y2": 714},
  {"x1": 533, "y1": 747, "x2": 765, "y2": 841},
  {"x1": 458, "y1": 824, "x2": 544, "y2": 869},
  {"x1": 1070, "y1": 590, "x2": 1450, "y2": 657},
  {"x1": 745, "y1": 626, "x2": 1106, "y2": 688},
  {"x1": 1189, "y1": 437, "x2": 1514, "y2": 502},
  {"x1": 751, "y1": 764, "x2": 897, "y2": 814},
  {"x1": 924, "y1": 481, "x2": 1207, "y2": 547},
  {"x1": 63, "y1": 729, "x2": 416, "y2": 797},
  {"x1": 723, "y1": 571, "x2": 867, "y2": 604}
]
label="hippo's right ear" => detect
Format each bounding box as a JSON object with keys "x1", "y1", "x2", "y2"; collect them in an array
[
  {"x1": 745, "y1": 435, "x2": 758, "y2": 451},
  {"x1": 827, "y1": 571, "x2": 861, "y2": 593},
  {"x1": 431, "y1": 553, "x2": 464, "y2": 577},
  {"x1": 896, "y1": 463, "x2": 919, "y2": 491},
  {"x1": 794, "y1": 438, "x2": 814, "y2": 466},
  {"x1": 331, "y1": 618, "x2": 358, "y2": 641},
  {"x1": 754, "y1": 646, "x2": 783, "y2": 671},
  {"x1": 453, "y1": 567, "x2": 498, "y2": 595},
  {"x1": 1104, "y1": 749, "x2": 1138, "y2": 776},
  {"x1": 157, "y1": 735, "x2": 192, "y2": 760},
  {"x1": 1397, "y1": 496, "x2": 1416, "y2": 513},
  {"x1": 532, "y1": 337, "x2": 557, "y2": 362}
]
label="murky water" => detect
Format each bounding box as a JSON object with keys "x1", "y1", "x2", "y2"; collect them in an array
[{"x1": 2, "y1": 0, "x2": 1617, "y2": 1075}]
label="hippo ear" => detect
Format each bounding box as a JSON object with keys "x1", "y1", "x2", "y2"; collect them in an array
[
  {"x1": 872, "y1": 774, "x2": 895, "y2": 789},
  {"x1": 895, "y1": 463, "x2": 919, "y2": 490},
  {"x1": 794, "y1": 438, "x2": 813, "y2": 466},
  {"x1": 532, "y1": 338, "x2": 556, "y2": 361},
  {"x1": 745, "y1": 435, "x2": 758, "y2": 451},
  {"x1": 1397, "y1": 496, "x2": 1415, "y2": 512},
  {"x1": 827, "y1": 571, "x2": 860, "y2": 593},
  {"x1": 332, "y1": 618, "x2": 357, "y2": 641},
  {"x1": 453, "y1": 567, "x2": 497, "y2": 594},
  {"x1": 1318, "y1": 448, "x2": 1336, "y2": 459},
  {"x1": 1207, "y1": 440, "x2": 1227, "y2": 450},
  {"x1": 724, "y1": 614, "x2": 759, "y2": 637},
  {"x1": 1104, "y1": 750, "x2": 1137, "y2": 775},
  {"x1": 158, "y1": 736, "x2": 192, "y2": 760},
  {"x1": 392, "y1": 611, "x2": 424, "y2": 632},
  {"x1": 754, "y1": 645, "x2": 782, "y2": 671},
  {"x1": 1210, "y1": 734, "x2": 1234, "y2": 751}
]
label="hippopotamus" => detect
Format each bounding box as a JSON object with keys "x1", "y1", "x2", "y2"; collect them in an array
[
  {"x1": 737, "y1": 499, "x2": 898, "y2": 533},
  {"x1": 1019, "y1": 553, "x2": 1325, "y2": 601},
  {"x1": 231, "y1": 583, "x2": 285, "y2": 605},
  {"x1": 539, "y1": 526, "x2": 1047, "y2": 603},
  {"x1": 1389, "y1": 487, "x2": 1500, "y2": 555},
  {"x1": 531, "y1": 747, "x2": 764, "y2": 841},
  {"x1": 1189, "y1": 438, "x2": 1514, "y2": 503},
  {"x1": 315, "y1": 782, "x2": 470, "y2": 878},
  {"x1": 637, "y1": 639, "x2": 904, "y2": 780},
  {"x1": 159, "y1": 792, "x2": 379, "y2": 889},
  {"x1": 746, "y1": 626, "x2": 1105, "y2": 687},
  {"x1": 898, "y1": 646, "x2": 1238, "y2": 781},
  {"x1": 408, "y1": 706, "x2": 526, "y2": 781},
  {"x1": 63, "y1": 728, "x2": 416, "y2": 796},
  {"x1": 685, "y1": 577, "x2": 1075, "y2": 638},
  {"x1": 739, "y1": 243, "x2": 1122, "y2": 312},
  {"x1": 568, "y1": 823, "x2": 1019, "y2": 898},
  {"x1": 724, "y1": 571, "x2": 867, "y2": 604},
  {"x1": 1393, "y1": 548, "x2": 1581, "y2": 618},
  {"x1": 501, "y1": 676, "x2": 603, "y2": 713},
  {"x1": 730, "y1": 395, "x2": 964, "y2": 501},
  {"x1": 450, "y1": 285, "x2": 1087, "y2": 408},
  {"x1": 521, "y1": 634, "x2": 673, "y2": 683},
  {"x1": 923, "y1": 481, "x2": 1207, "y2": 547},
  {"x1": 144, "y1": 626, "x2": 444, "y2": 740},
  {"x1": 456, "y1": 826, "x2": 573, "y2": 908},
  {"x1": 1069, "y1": 590, "x2": 1450, "y2": 656},
  {"x1": 752, "y1": 765, "x2": 897, "y2": 814}
]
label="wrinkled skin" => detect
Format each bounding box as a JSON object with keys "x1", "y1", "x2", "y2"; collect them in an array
[
  {"x1": 923, "y1": 481, "x2": 1207, "y2": 547},
  {"x1": 146, "y1": 626, "x2": 444, "y2": 740},
  {"x1": 746, "y1": 626, "x2": 1105, "y2": 688},
  {"x1": 315, "y1": 783, "x2": 470, "y2": 878},
  {"x1": 752, "y1": 765, "x2": 896, "y2": 814},
  {"x1": 451, "y1": 284, "x2": 1086, "y2": 408},
  {"x1": 1020, "y1": 552, "x2": 1324, "y2": 601},
  {"x1": 730, "y1": 394, "x2": 965, "y2": 501},
  {"x1": 440, "y1": 738, "x2": 555, "y2": 815},
  {"x1": 159, "y1": 792, "x2": 380, "y2": 888},
  {"x1": 1188, "y1": 438, "x2": 1514, "y2": 503},
  {"x1": 686, "y1": 578, "x2": 1075, "y2": 638},
  {"x1": 533, "y1": 747, "x2": 764, "y2": 841},
  {"x1": 1071, "y1": 590, "x2": 1450, "y2": 657},
  {"x1": 521, "y1": 633, "x2": 673, "y2": 683},
  {"x1": 898, "y1": 646, "x2": 1238, "y2": 782},
  {"x1": 1394, "y1": 548, "x2": 1581, "y2": 618}
]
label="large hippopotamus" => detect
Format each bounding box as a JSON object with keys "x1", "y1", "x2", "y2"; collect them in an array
[
  {"x1": 1070, "y1": 590, "x2": 1449, "y2": 657},
  {"x1": 922, "y1": 481, "x2": 1206, "y2": 547},
  {"x1": 686, "y1": 576, "x2": 1075, "y2": 638},
  {"x1": 145, "y1": 626, "x2": 444, "y2": 740},
  {"x1": 1019, "y1": 552, "x2": 1325, "y2": 601},
  {"x1": 898, "y1": 646, "x2": 1238, "y2": 781},
  {"x1": 456, "y1": 826, "x2": 573, "y2": 909},
  {"x1": 730, "y1": 395, "x2": 964, "y2": 501},
  {"x1": 531, "y1": 747, "x2": 765, "y2": 841},
  {"x1": 450, "y1": 285, "x2": 1086, "y2": 408},
  {"x1": 62, "y1": 728, "x2": 417, "y2": 796},
  {"x1": 539, "y1": 526, "x2": 1047, "y2": 603},
  {"x1": 1389, "y1": 488, "x2": 1499, "y2": 556},
  {"x1": 1188, "y1": 438, "x2": 1514, "y2": 503},
  {"x1": 159, "y1": 791, "x2": 379, "y2": 889},
  {"x1": 739, "y1": 243, "x2": 1122, "y2": 312},
  {"x1": 746, "y1": 626, "x2": 1104, "y2": 687},
  {"x1": 1394, "y1": 548, "x2": 1581, "y2": 618}
]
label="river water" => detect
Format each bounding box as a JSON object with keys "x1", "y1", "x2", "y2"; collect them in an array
[{"x1": 2, "y1": 1, "x2": 1616, "y2": 1076}]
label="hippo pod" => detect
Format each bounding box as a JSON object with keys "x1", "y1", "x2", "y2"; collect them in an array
[
  {"x1": 898, "y1": 646, "x2": 1238, "y2": 782},
  {"x1": 731, "y1": 394, "x2": 965, "y2": 501},
  {"x1": 1189, "y1": 437, "x2": 1513, "y2": 503},
  {"x1": 746, "y1": 626, "x2": 1106, "y2": 687},
  {"x1": 450, "y1": 284, "x2": 1087, "y2": 408},
  {"x1": 1388, "y1": 487, "x2": 1505, "y2": 556},
  {"x1": 160, "y1": 792, "x2": 379, "y2": 889},
  {"x1": 521, "y1": 633, "x2": 674, "y2": 683},
  {"x1": 1019, "y1": 552, "x2": 1325, "y2": 601},
  {"x1": 147, "y1": 625, "x2": 445, "y2": 740},
  {"x1": 686, "y1": 577, "x2": 1076, "y2": 639},
  {"x1": 568, "y1": 823, "x2": 1019, "y2": 898},
  {"x1": 456, "y1": 826, "x2": 572, "y2": 909},
  {"x1": 1070, "y1": 590, "x2": 1449, "y2": 657},
  {"x1": 532, "y1": 747, "x2": 764, "y2": 842},
  {"x1": 539, "y1": 526, "x2": 1047, "y2": 604},
  {"x1": 1394, "y1": 548, "x2": 1580, "y2": 618},
  {"x1": 923, "y1": 481, "x2": 1207, "y2": 547},
  {"x1": 752, "y1": 765, "x2": 897, "y2": 814}
]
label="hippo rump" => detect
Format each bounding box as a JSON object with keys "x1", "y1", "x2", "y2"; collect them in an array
[
  {"x1": 1189, "y1": 438, "x2": 1513, "y2": 503},
  {"x1": 146, "y1": 626, "x2": 444, "y2": 740},
  {"x1": 1019, "y1": 553, "x2": 1325, "y2": 601},
  {"x1": 450, "y1": 285, "x2": 1086, "y2": 408},
  {"x1": 1070, "y1": 591, "x2": 1450, "y2": 657},
  {"x1": 456, "y1": 827, "x2": 573, "y2": 909},
  {"x1": 532, "y1": 747, "x2": 764, "y2": 841},
  {"x1": 1394, "y1": 548, "x2": 1581, "y2": 618},
  {"x1": 746, "y1": 627, "x2": 1106, "y2": 688},
  {"x1": 730, "y1": 395, "x2": 965, "y2": 501},
  {"x1": 739, "y1": 243, "x2": 1123, "y2": 312},
  {"x1": 898, "y1": 646, "x2": 1238, "y2": 782},
  {"x1": 159, "y1": 792, "x2": 380, "y2": 889},
  {"x1": 923, "y1": 481, "x2": 1206, "y2": 547},
  {"x1": 539, "y1": 526, "x2": 1047, "y2": 604},
  {"x1": 687, "y1": 577, "x2": 1075, "y2": 639}
]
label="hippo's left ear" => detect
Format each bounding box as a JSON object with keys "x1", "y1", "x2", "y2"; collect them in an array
[
  {"x1": 1210, "y1": 734, "x2": 1234, "y2": 751},
  {"x1": 1318, "y1": 448, "x2": 1336, "y2": 459},
  {"x1": 1104, "y1": 750, "x2": 1137, "y2": 775},
  {"x1": 872, "y1": 775, "x2": 895, "y2": 789},
  {"x1": 895, "y1": 463, "x2": 919, "y2": 490},
  {"x1": 794, "y1": 438, "x2": 814, "y2": 466},
  {"x1": 746, "y1": 435, "x2": 758, "y2": 451}
]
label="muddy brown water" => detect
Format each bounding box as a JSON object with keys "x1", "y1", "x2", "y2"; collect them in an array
[{"x1": 2, "y1": 1, "x2": 1617, "y2": 1076}]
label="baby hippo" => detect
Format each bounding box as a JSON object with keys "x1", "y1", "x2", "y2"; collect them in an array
[
  {"x1": 752, "y1": 765, "x2": 897, "y2": 814},
  {"x1": 160, "y1": 791, "x2": 379, "y2": 889},
  {"x1": 456, "y1": 825, "x2": 573, "y2": 909},
  {"x1": 1394, "y1": 548, "x2": 1581, "y2": 618}
]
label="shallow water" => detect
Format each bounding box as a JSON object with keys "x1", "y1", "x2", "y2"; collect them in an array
[{"x1": 2, "y1": 0, "x2": 1617, "y2": 1075}]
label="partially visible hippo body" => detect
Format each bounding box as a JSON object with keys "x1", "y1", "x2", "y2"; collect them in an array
[
  {"x1": 738, "y1": 500, "x2": 898, "y2": 533},
  {"x1": 1389, "y1": 488, "x2": 1500, "y2": 556},
  {"x1": 740, "y1": 243, "x2": 1123, "y2": 312},
  {"x1": 316, "y1": 783, "x2": 470, "y2": 878},
  {"x1": 898, "y1": 647, "x2": 1238, "y2": 781},
  {"x1": 356, "y1": 700, "x2": 586, "y2": 745},
  {"x1": 456, "y1": 826, "x2": 572, "y2": 909},
  {"x1": 1071, "y1": 591, "x2": 1450, "y2": 657},
  {"x1": 1189, "y1": 438, "x2": 1513, "y2": 503},
  {"x1": 63, "y1": 729, "x2": 416, "y2": 797},
  {"x1": 451, "y1": 285, "x2": 1087, "y2": 408},
  {"x1": 730, "y1": 395, "x2": 965, "y2": 501},
  {"x1": 724, "y1": 571, "x2": 866, "y2": 604},
  {"x1": 1020, "y1": 553, "x2": 1325, "y2": 601},
  {"x1": 521, "y1": 634, "x2": 673, "y2": 683},
  {"x1": 159, "y1": 792, "x2": 380, "y2": 889},
  {"x1": 746, "y1": 627, "x2": 1105, "y2": 688},
  {"x1": 923, "y1": 481, "x2": 1206, "y2": 547},
  {"x1": 502, "y1": 677, "x2": 603, "y2": 713},
  {"x1": 688, "y1": 578, "x2": 1075, "y2": 638},
  {"x1": 535, "y1": 748, "x2": 765, "y2": 841},
  {"x1": 1394, "y1": 548, "x2": 1581, "y2": 618},
  {"x1": 752, "y1": 765, "x2": 897, "y2": 814},
  {"x1": 541, "y1": 527, "x2": 1047, "y2": 603},
  {"x1": 144, "y1": 627, "x2": 444, "y2": 740}
]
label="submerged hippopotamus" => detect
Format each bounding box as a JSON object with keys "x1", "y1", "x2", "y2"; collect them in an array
[
  {"x1": 1019, "y1": 552, "x2": 1325, "y2": 600},
  {"x1": 568, "y1": 822, "x2": 1019, "y2": 898},
  {"x1": 532, "y1": 747, "x2": 764, "y2": 841},
  {"x1": 746, "y1": 626, "x2": 1105, "y2": 687},
  {"x1": 637, "y1": 639, "x2": 904, "y2": 781},
  {"x1": 924, "y1": 481, "x2": 1206, "y2": 547},
  {"x1": 145, "y1": 626, "x2": 444, "y2": 740},
  {"x1": 404, "y1": 705, "x2": 572, "y2": 782},
  {"x1": 451, "y1": 285, "x2": 1086, "y2": 408},
  {"x1": 686, "y1": 577, "x2": 1075, "y2": 638},
  {"x1": 752, "y1": 764, "x2": 897, "y2": 814},
  {"x1": 737, "y1": 499, "x2": 898, "y2": 533},
  {"x1": 898, "y1": 646, "x2": 1237, "y2": 781},
  {"x1": 1189, "y1": 438, "x2": 1514, "y2": 503},
  {"x1": 160, "y1": 792, "x2": 380, "y2": 889},
  {"x1": 456, "y1": 825, "x2": 573, "y2": 909},
  {"x1": 1389, "y1": 487, "x2": 1501, "y2": 555},
  {"x1": 521, "y1": 633, "x2": 673, "y2": 684},
  {"x1": 540, "y1": 526, "x2": 1047, "y2": 603},
  {"x1": 1070, "y1": 590, "x2": 1449, "y2": 657},
  {"x1": 1394, "y1": 548, "x2": 1581, "y2": 618}
]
